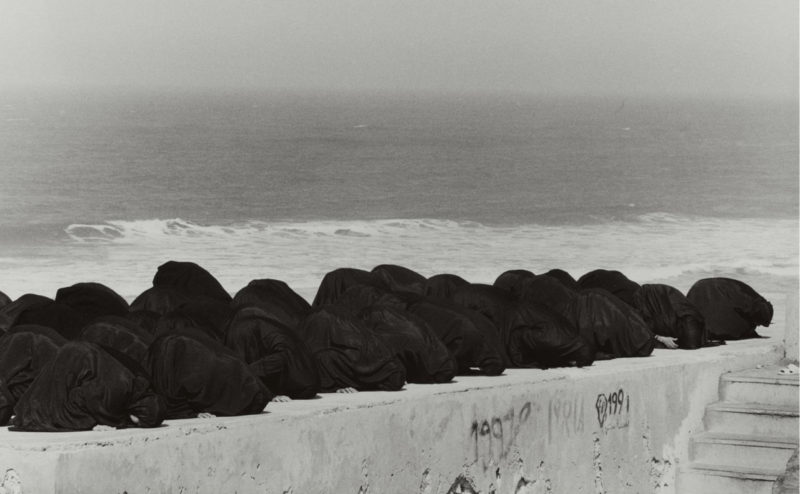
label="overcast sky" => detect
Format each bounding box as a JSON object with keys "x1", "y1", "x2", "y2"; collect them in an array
[{"x1": 0, "y1": 0, "x2": 796, "y2": 98}]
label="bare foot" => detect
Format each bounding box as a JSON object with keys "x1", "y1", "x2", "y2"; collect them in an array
[
  {"x1": 336, "y1": 387, "x2": 358, "y2": 394},
  {"x1": 197, "y1": 412, "x2": 217, "y2": 419},
  {"x1": 272, "y1": 395, "x2": 292, "y2": 402},
  {"x1": 92, "y1": 424, "x2": 114, "y2": 432}
]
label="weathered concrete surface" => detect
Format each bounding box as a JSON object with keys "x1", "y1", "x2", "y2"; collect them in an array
[
  {"x1": 0, "y1": 303, "x2": 788, "y2": 494},
  {"x1": 783, "y1": 289, "x2": 799, "y2": 363}
]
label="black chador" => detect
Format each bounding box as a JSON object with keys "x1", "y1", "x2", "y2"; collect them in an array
[
  {"x1": 633, "y1": 284, "x2": 707, "y2": 349},
  {"x1": 146, "y1": 326, "x2": 272, "y2": 418},
  {"x1": 370, "y1": 264, "x2": 427, "y2": 295},
  {"x1": 231, "y1": 279, "x2": 311, "y2": 331},
  {"x1": 687, "y1": 278, "x2": 773, "y2": 340},
  {"x1": 0, "y1": 326, "x2": 66, "y2": 425},
  {"x1": 312, "y1": 268, "x2": 388, "y2": 308},
  {"x1": 404, "y1": 297, "x2": 506, "y2": 376},
  {"x1": 79, "y1": 316, "x2": 154, "y2": 365},
  {"x1": 12, "y1": 341, "x2": 166, "y2": 431},
  {"x1": 296, "y1": 306, "x2": 406, "y2": 392},
  {"x1": 359, "y1": 304, "x2": 456, "y2": 384},
  {"x1": 226, "y1": 307, "x2": 320, "y2": 399}
]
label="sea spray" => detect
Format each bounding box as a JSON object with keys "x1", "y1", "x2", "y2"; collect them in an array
[{"x1": 0, "y1": 213, "x2": 795, "y2": 302}]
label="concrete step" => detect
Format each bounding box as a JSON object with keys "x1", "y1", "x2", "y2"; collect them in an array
[
  {"x1": 704, "y1": 402, "x2": 799, "y2": 438},
  {"x1": 677, "y1": 463, "x2": 783, "y2": 494},
  {"x1": 720, "y1": 367, "x2": 800, "y2": 407},
  {"x1": 690, "y1": 431, "x2": 798, "y2": 469}
]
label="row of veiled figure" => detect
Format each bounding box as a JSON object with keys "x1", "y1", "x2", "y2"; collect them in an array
[{"x1": 0, "y1": 261, "x2": 773, "y2": 432}]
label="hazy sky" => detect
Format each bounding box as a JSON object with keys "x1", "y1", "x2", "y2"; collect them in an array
[{"x1": 1, "y1": 0, "x2": 796, "y2": 98}]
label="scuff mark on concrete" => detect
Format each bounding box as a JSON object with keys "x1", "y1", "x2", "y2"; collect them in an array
[
  {"x1": 510, "y1": 460, "x2": 553, "y2": 494},
  {"x1": 446, "y1": 474, "x2": 477, "y2": 494},
  {"x1": 593, "y1": 434, "x2": 605, "y2": 494},
  {"x1": 419, "y1": 468, "x2": 431, "y2": 494},
  {"x1": 0, "y1": 469, "x2": 21, "y2": 494},
  {"x1": 358, "y1": 458, "x2": 370, "y2": 494},
  {"x1": 641, "y1": 424, "x2": 672, "y2": 491},
  {"x1": 514, "y1": 476, "x2": 532, "y2": 494}
]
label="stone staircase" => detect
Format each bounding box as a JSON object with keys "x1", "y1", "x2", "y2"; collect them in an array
[{"x1": 677, "y1": 365, "x2": 799, "y2": 494}]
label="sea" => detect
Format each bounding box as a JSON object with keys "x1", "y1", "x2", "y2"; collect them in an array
[{"x1": 0, "y1": 88, "x2": 797, "y2": 303}]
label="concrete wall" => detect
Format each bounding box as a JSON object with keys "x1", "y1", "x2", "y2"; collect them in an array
[
  {"x1": 0, "y1": 334, "x2": 784, "y2": 494},
  {"x1": 784, "y1": 290, "x2": 799, "y2": 363}
]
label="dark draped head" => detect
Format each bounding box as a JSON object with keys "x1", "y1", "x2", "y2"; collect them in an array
[
  {"x1": 542, "y1": 269, "x2": 579, "y2": 290},
  {"x1": 152, "y1": 260, "x2": 232, "y2": 303},
  {"x1": 370, "y1": 264, "x2": 427, "y2": 295},
  {"x1": 577, "y1": 269, "x2": 641, "y2": 307},
  {"x1": 231, "y1": 279, "x2": 311, "y2": 330},
  {"x1": 0, "y1": 294, "x2": 53, "y2": 334},
  {"x1": 423, "y1": 274, "x2": 469, "y2": 300},
  {"x1": 312, "y1": 268, "x2": 388, "y2": 308},
  {"x1": 493, "y1": 269, "x2": 536, "y2": 300},
  {"x1": 55, "y1": 282, "x2": 129, "y2": 322}
]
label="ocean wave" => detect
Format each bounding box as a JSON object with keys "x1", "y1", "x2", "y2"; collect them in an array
[
  {"x1": 63, "y1": 213, "x2": 790, "y2": 241},
  {"x1": 0, "y1": 213, "x2": 790, "y2": 302},
  {"x1": 63, "y1": 217, "x2": 487, "y2": 243}
]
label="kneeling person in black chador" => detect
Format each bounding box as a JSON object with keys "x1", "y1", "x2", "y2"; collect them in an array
[
  {"x1": 11, "y1": 341, "x2": 165, "y2": 431},
  {"x1": 687, "y1": 278, "x2": 773, "y2": 340},
  {"x1": 226, "y1": 307, "x2": 320, "y2": 400}
]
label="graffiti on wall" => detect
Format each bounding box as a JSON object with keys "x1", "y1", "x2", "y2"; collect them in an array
[
  {"x1": 468, "y1": 387, "x2": 631, "y2": 469},
  {"x1": 546, "y1": 394, "x2": 585, "y2": 444},
  {"x1": 595, "y1": 388, "x2": 630, "y2": 430},
  {"x1": 470, "y1": 402, "x2": 532, "y2": 470}
]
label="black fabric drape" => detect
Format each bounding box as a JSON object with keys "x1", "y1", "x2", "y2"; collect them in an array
[
  {"x1": 687, "y1": 278, "x2": 773, "y2": 340},
  {"x1": 423, "y1": 273, "x2": 470, "y2": 300},
  {"x1": 404, "y1": 297, "x2": 506, "y2": 376},
  {"x1": 296, "y1": 306, "x2": 406, "y2": 392},
  {"x1": 55, "y1": 282, "x2": 129, "y2": 322},
  {"x1": 370, "y1": 264, "x2": 427, "y2": 295},
  {"x1": 542, "y1": 269, "x2": 579, "y2": 291},
  {"x1": 359, "y1": 305, "x2": 456, "y2": 384},
  {"x1": 333, "y1": 285, "x2": 408, "y2": 314},
  {"x1": 14, "y1": 301, "x2": 88, "y2": 340},
  {"x1": 152, "y1": 260, "x2": 232, "y2": 303},
  {"x1": 493, "y1": 269, "x2": 536, "y2": 300},
  {"x1": 450, "y1": 283, "x2": 515, "y2": 331},
  {"x1": 226, "y1": 307, "x2": 320, "y2": 399},
  {"x1": 633, "y1": 284, "x2": 707, "y2": 349},
  {"x1": 0, "y1": 294, "x2": 53, "y2": 334},
  {"x1": 503, "y1": 303, "x2": 595, "y2": 368},
  {"x1": 312, "y1": 268, "x2": 388, "y2": 308},
  {"x1": 12, "y1": 341, "x2": 165, "y2": 431},
  {"x1": 146, "y1": 327, "x2": 272, "y2": 419},
  {"x1": 231, "y1": 279, "x2": 311, "y2": 330},
  {"x1": 0, "y1": 326, "x2": 66, "y2": 425},
  {"x1": 157, "y1": 298, "x2": 233, "y2": 341},
  {"x1": 125, "y1": 310, "x2": 160, "y2": 335},
  {"x1": 517, "y1": 275, "x2": 578, "y2": 322},
  {"x1": 79, "y1": 316, "x2": 154, "y2": 365},
  {"x1": 577, "y1": 269, "x2": 641, "y2": 307},
  {"x1": 569, "y1": 289, "x2": 655, "y2": 358}
]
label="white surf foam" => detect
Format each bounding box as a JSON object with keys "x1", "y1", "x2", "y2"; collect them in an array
[{"x1": 1, "y1": 214, "x2": 796, "y2": 303}]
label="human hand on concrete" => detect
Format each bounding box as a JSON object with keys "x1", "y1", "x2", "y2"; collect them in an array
[{"x1": 656, "y1": 335, "x2": 678, "y2": 349}]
